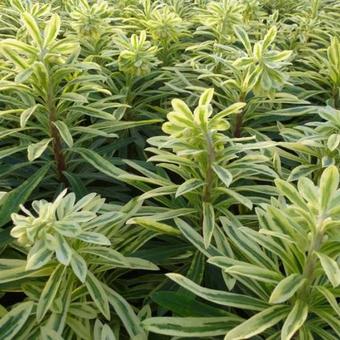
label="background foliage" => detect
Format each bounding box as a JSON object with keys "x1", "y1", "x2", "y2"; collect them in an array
[{"x1": 0, "y1": 0, "x2": 339, "y2": 339}]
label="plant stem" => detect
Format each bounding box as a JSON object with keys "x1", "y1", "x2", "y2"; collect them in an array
[
  {"x1": 202, "y1": 131, "x2": 215, "y2": 203},
  {"x1": 298, "y1": 216, "x2": 325, "y2": 299},
  {"x1": 47, "y1": 84, "x2": 67, "y2": 184},
  {"x1": 233, "y1": 94, "x2": 246, "y2": 138}
]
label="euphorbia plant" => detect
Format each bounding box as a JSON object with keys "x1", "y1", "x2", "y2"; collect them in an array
[
  {"x1": 144, "y1": 165, "x2": 340, "y2": 339},
  {"x1": 0, "y1": 11, "x2": 126, "y2": 185},
  {"x1": 122, "y1": 88, "x2": 277, "y2": 249},
  {"x1": 1, "y1": 189, "x2": 157, "y2": 339}
]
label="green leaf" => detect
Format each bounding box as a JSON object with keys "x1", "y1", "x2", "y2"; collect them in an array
[
  {"x1": 225, "y1": 305, "x2": 288, "y2": 340},
  {"x1": 281, "y1": 300, "x2": 308, "y2": 340},
  {"x1": 125, "y1": 256, "x2": 159, "y2": 271},
  {"x1": 199, "y1": 88, "x2": 214, "y2": 106},
  {"x1": 314, "y1": 310, "x2": 340, "y2": 337},
  {"x1": 20, "y1": 104, "x2": 39, "y2": 127},
  {"x1": 143, "y1": 316, "x2": 241, "y2": 337},
  {"x1": 21, "y1": 12, "x2": 43, "y2": 47},
  {"x1": 262, "y1": 26, "x2": 277, "y2": 50},
  {"x1": 269, "y1": 274, "x2": 306, "y2": 304},
  {"x1": 44, "y1": 14, "x2": 61, "y2": 47},
  {"x1": 319, "y1": 165, "x2": 339, "y2": 212},
  {"x1": 85, "y1": 271, "x2": 111, "y2": 320},
  {"x1": 53, "y1": 121, "x2": 73, "y2": 148},
  {"x1": 151, "y1": 291, "x2": 231, "y2": 317},
  {"x1": 171, "y1": 98, "x2": 193, "y2": 120},
  {"x1": 274, "y1": 179, "x2": 308, "y2": 210},
  {"x1": 212, "y1": 102, "x2": 246, "y2": 120},
  {"x1": 75, "y1": 232, "x2": 111, "y2": 245},
  {"x1": 0, "y1": 265, "x2": 52, "y2": 284},
  {"x1": 104, "y1": 285, "x2": 146, "y2": 338},
  {"x1": 0, "y1": 164, "x2": 49, "y2": 227},
  {"x1": 40, "y1": 326, "x2": 64, "y2": 340},
  {"x1": 203, "y1": 202, "x2": 215, "y2": 248},
  {"x1": 327, "y1": 134, "x2": 340, "y2": 151},
  {"x1": 175, "y1": 179, "x2": 203, "y2": 197},
  {"x1": 234, "y1": 26, "x2": 252, "y2": 54},
  {"x1": 220, "y1": 188, "x2": 253, "y2": 209},
  {"x1": 0, "y1": 301, "x2": 34, "y2": 340},
  {"x1": 37, "y1": 265, "x2": 65, "y2": 321},
  {"x1": 74, "y1": 148, "x2": 124, "y2": 177},
  {"x1": 212, "y1": 164, "x2": 233, "y2": 187},
  {"x1": 297, "y1": 177, "x2": 318, "y2": 205},
  {"x1": 175, "y1": 218, "x2": 221, "y2": 257},
  {"x1": 316, "y1": 286, "x2": 340, "y2": 317},
  {"x1": 26, "y1": 241, "x2": 53, "y2": 270},
  {"x1": 70, "y1": 251, "x2": 87, "y2": 283},
  {"x1": 127, "y1": 217, "x2": 181, "y2": 236},
  {"x1": 101, "y1": 324, "x2": 116, "y2": 340},
  {"x1": 80, "y1": 246, "x2": 129, "y2": 267},
  {"x1": 209, "y1": 257, "x2": 282, "y2": 284},
  {"x1": 27, "y1": 138, "x2": 52, "y2": 161},
  {"x1": 167, "y1": 273, "x2": 269, "y2": 311},
  {"x1": 55, "y1": 234, "x2": 72, "y2": 265},
  {"x1": 316, "y1": 252, "x2": 340, "y2": 287},
  {"x1": 60, "y1": 92, "x2": 88, "y2": 103}
]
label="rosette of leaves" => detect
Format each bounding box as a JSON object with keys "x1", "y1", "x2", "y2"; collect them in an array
[
  {"x1": 143, "y1": 166, "x2": 340, "y2": 339},
  {"x1": 196, "y1": 0, "x2": 245, "y2": 43},
  {"x1": 292, "y1": 36, "x2": 340, "y2": 109},
  {"x1": 117, "y1": 30, "x2": 160, "y2": 77},
  {"x1": 119, "y1": 89, "x2": 278, "y2": 249},
  {"x1": 64, "y1": 0, "x2": 116, "y2": 59},
  {"x1": 141, "y1": 5, "x2": 189, "y2": 64},
  {"x1": 232, "y1": 25, "x2": 292, "y2": 98},
  {"x1": 278, "y1": 106, "x2": 340, "y2": 182},
  {"x1": 0, "y1": 190, "x2": 158, "y2": 339},
  {"x1": 68, "y1": 0, "x2": 113, "y2": 42},
  {"x1": 10, "y1": 189, "x2": 109, "y2": 271}
]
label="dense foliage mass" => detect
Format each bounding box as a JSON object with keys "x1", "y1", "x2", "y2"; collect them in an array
[{"x1": 0, "y1": 0, "x2": 339, "y2": 339}]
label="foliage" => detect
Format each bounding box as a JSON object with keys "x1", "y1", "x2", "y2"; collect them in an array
[{"x1": 0, "y1": 0, "x2": 339, "y2": 339}]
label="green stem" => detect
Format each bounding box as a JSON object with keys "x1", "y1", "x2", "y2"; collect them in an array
[
  {"x1": 298, "y1": 216, "x2": 325, "y2": 299},
  {"x1": 202, "y1": 131, "x2": 215, "y2": 203}
]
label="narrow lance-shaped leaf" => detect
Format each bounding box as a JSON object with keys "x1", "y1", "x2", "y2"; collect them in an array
[
  {"x1": 37, "y1": 265, "x2": 65, "y2": 321},
  {"x1": 85, "y1": 271, "x2": 111, "y2": 320},
  {"x1": 316, "y1": 286, "x2": 340, "y2": 317},
  {"x1": 0, "y1": 301, "x2": 34, "y2": 340},
  {"x1": 53, "y1": 121, "x2": 73, "y2": 148},
  {"x1": 175, "y1": 179, "x2": 203, "y2": 197},
  {"x1": 27, "y1": 138, "x2": 52, "y2": 161},
  {"x1": 0, "y1": 164, "x2": 49, "y2": 227},
  {"x1": 70, "y1": 251, "x2": 87, "y2": 283},
  {"x1": 225, "y1": 305, "x2": 289, "y2": 340},
  {"x1": 316, "y1": 252, "x2": 340, "y2": 287},
  {"x1": 281, "y1": 300, "x2": 308, "y2": 340},
  {"x1": 143, "y1": 316, "x2": 241, "y2": 337},
  {"x1": 20, "y1": 104, "x2": 39, "y2": 127},
  {"x1": 212, "y1": 164, "x2": 233, "y2": 187},
  {"x1": 104, "y1": 285, "x2": 146, "y2": 338},
  {"x1": 203, "y1": 202, "x2": 215, "y2": 248},
  {"x1": 274, "y1": 179, "x2": 308, "y2": 210},
  {"x1": 127, "y1": 217, "x2": 181, "y2": 236},
  {"x1": 269, "y1": 274, "x2": 306, "y2": 304},
  {"x1": 319, "y1": 165, "x2": 339, "y2": 212},
  {"x1": 44, "y1": 14, "x2": 61, "y2": 47},
  {"x1": 167, "y1": 273, "x2": 269, "y2": 311},
  {"x1": 21, "y1": 12, "x2": 43, "y2": 47}
]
